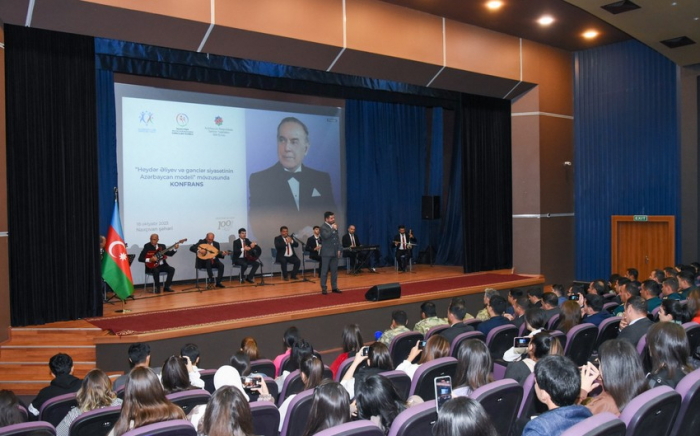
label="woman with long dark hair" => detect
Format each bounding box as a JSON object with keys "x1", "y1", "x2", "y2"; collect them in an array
[
  {"x1": 273, "y1": 326, "x2": 300, "y2": 376},
  {"x1": 161, "y1": 355, "x2": 196, "y2": 394},
  {"x1": 278, "y1": 355, "x2": 325, "y2": 431},
  {"x1": 57, "y1": 369, "x2": 122, "y2": 436},
  {"x1": 354, "y1": 374, "x2": 406, "y2": 434},
  {"x1": 396, "y1": 335, "x2": 450, "y2": 380},
  {"x1": 504, "y1": 331, "x2": 562, "y2": 385},
  {"x1": 329, "y1": 324, "x2": 364, "y2": 379},
  {"x1": 646, "y1": 322, "x2": 693, "y2": 388},
  {"x1": 432, "y1": 397, "x2": 497, "y2": 436},
  {"x1": 341, "y1": 342, "x2": 394, "y2": 398},
  {"x1": 197, "y1": 386, "x2": 254, "y2": 436},
  {"x1": 556, "y1": 300, "x2": 582, "y2": 334},
  {"x1": 301, "y1": 381, "x2": 351, "y2": 436},
  {"x1": 453, "y1": 339, "x2": 493, "y2": 397},
  {"x1": 504, "y1": 307, "x2": 547, "y2": 361},
  {"x1": 0, "y1": 390, "x2": 24, "y2": 428},
  {"x1": 109, "y1": 367, "x2": 185, "y2": 436}
]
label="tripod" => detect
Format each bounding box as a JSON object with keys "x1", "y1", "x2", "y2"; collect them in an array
[{"x1": 291, "y1": 235, "x2": 315, "y2": 283}]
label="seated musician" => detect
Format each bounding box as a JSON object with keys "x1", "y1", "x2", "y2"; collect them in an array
[
  {"x1": 274, "y1": 226, "x2": 300, "y2": 281},
  {"x1": 138, "y1": 233, "x2": 179, "y2": 293},
  {"x1": 190, "y1": 232, "x2": 228, "y2": 288},
  {"x1": 232, "y1": 228, "x2": 259, "y2": 284},
  {"x1": 305, "y1": 225, "x2": 323, "y2": 272},
  {"x1": 342, "y1": 225, "x2": 377, "y2": 273},
  {"x1": 393, "y1": 225, "x2": 417, "y2": 272}
]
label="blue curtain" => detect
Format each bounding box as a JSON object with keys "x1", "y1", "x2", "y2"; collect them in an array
[
  {"x1": 345, "y1": 100, "x2": 428, "y2": 265},
  {"x1": 96, "y1": 69, "x2": 118, "y2": 235},
  {"x1": 574, "y1": 40, "x2": 679, "y2": 280}
]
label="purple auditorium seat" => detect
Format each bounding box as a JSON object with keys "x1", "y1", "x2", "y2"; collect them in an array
[
  {"x1": 485, "y1": 324, "x2": 518, "y2": 359},
  {"x1": 448, "y1": 331, "x2": 485, "y2": 358},
  {"x1": 314, "y1": 420, "x2": 384, "y2": 436},
  {"x1": 560, "y1": 412, "x2": 626, "y2": 436},
  {"x1": 250, "y1": 401, "x2": 281, "y2": 436},
  {"x1": 386, "y1": 401, "x2": 436, "y2": 436},
  {"x1": 277, "y1": 369, "x2": 302, "y2": 406},
  {"x1": 669, "y1": 368, "x2": 700, "y2": 436},
  {"x1": 563, "y1": 323, "x2": 597, "y2": 366},
  {"x1": 121, "y1": 419, "x2": 196, "y2": 436},
  {"x1": 334, "y1": 357, "x2": 355, "y2": 382},
  {"x1": 250, "y1": 358, "x2": 277, "y2": 378},
  {"x1": 388, "y1": 332, "x2": 424, "y2": 370},
  {"x1": 198, "y1": 368, "x2": 217, "y2": 394},
  {"x1": 279, "y1": 388, "x2": 314, "y2": 436},
  {"x1": 69, "y1": 405, "x2": 121, "y2": 436},
  {"x1": 38, "y1": 392, "x2": 78, "y2": 427},
  {"x1": 682, "y1": 322, "x2": 700, "y2": 354},
  {"x1": 407, "y1": 356, "x2": 457, "y2": 400},
  {"x1": 469, "y1": 379, "x2": 522, "y2": 436},
  {"x1": 517, "y1": 372, "x2": 536, "y2": 420},
  {"x1": 546, "y1": 314, "x2": 560, "y2": 330},
  {"x1": 380, "y1": 370, "x2": 411, "y2": 402},
  {"x1": 596, "y1": 317, "x2": 621, "y2": 349},
  {"x1": 424, "y1": 324, "x2": 449, "y2": 340},
  {"x1": 0, "y1": 421, "x2": 56, "y2": 436},
  {"x1": 619, "y1": 386, "x2": 681, "y2": 436},
  {"x1": 165, "y1": 389, "x2": 210, "y2": 415}
]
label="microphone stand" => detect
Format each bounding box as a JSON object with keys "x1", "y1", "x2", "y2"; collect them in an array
[
  {"x1": 291, "y1": 234, "x2": 315, "y2": 283},
  {"x1": 255, "y1": 258, "x2": 275, "y2": 287}
]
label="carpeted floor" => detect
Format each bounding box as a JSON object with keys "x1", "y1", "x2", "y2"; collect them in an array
[{"x1": 87, "y1": 273, "x2": 530, "y2": 336}]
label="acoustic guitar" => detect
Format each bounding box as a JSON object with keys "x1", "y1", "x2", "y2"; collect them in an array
[
  {"x1": 197, "y1": 244, "x2": 230, "y2": 260},
  {"x1": 146, "y1": 238, "x2": 187, "y2": 269}
]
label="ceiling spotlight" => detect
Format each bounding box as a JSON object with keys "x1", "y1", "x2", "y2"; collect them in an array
[
  {"x1": 583, "y1": 30, "x2": 599, "y2": 39},
  {"x1": 538, "y1": 15, "x2": 555, "y2": 26},
  {"x1": 486, "y1": 1, "x2": 503, "y2": 10}
]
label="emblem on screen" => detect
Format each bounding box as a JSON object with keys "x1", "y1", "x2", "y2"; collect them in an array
[
  {"x1": 176, "y1": 113, "x2": 189, "y2": 127},
  {"x1": 139, "y1": 111, "x2": 154, "y2": 125},
  {"x1": 214, "y1": 116, "x2": 223, "y2": 126}
]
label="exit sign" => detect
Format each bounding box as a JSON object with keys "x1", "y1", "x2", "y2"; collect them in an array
[{"x1": 634, "y1": 215, "x2": 648, "y2": 221}]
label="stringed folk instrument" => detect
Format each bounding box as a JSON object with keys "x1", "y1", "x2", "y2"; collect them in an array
[
  {"x1": 146, "y1": 238, "x2": 187, "y2": 269},
  {"x1": 197, "y1": 243, "x2": 230, "y2": 260},
  {"x1": 244, "y1": 244, "x2": 262, "y2": 262}
]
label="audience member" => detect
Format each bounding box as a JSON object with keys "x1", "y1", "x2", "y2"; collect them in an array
[
  {"x1": 109, "y1": 367, "x2": 185, "y2": 436},
  {"x1": 551, "y1": 284, "x2": 566, "y2": 306},
  {"x1": 0, "y1": 390, "x2": 24, "y2": 428},
  {"x1": 554, "y1": 300, "x2": 581, "y2": 334},
  {"x1": 617, "y1": 296, "x2": 653, "y2": 346},
  {"x1": 329, "y1": 324, "x2": 363, "y2": 379},
  {"x1": 581, "y1": 294, "x2": 612, "y2": 327},
  {"x1": 196, "y1": 386, "x2": 255, "y2": 436},
  {"x1": 28, "y1": 353, "x2": 81, "y2": 417},
  {"x1": 649, "y1": 269, "x2": 665, "y2": 285},
  {"x1": 505, "y1": 296, "x2": 530, "y2": 331},
  {"x1": 354, "y1": 374, "x2": 406, "y2": 434},
  {"x1": 612, "y1": 281, "x2": 640, "y2": 316},
  {"x1": 453, "y1": 339, "x2": 493, "y2": 397},
  {"x1": 579, "y1": 339, "x2": 647, "y2": 416},
  {"x1": 278, "y1": 339, "x2": 314, "y2": 387},
  {"x1": 240, "y1": 337, "x2": 260, "y2": 361},
  {"x1": 504, "y1": 307, "x2": 547, "y2": 361},
  {"x1": 608, "y1": 274, "x2": 621, "y2": 292},
  {"x1": 475, "y1": 288, "x2": 500, "y2": 321},
  {"x1": 161, "y1": 355, "x2": 196, "y2": 395},
  {"x1": 625, "y1": 268, "x2": 638, "y2": 282},
  {"x1": 661, "y1": 277, "x2": 681, "y2": 300},
  {"x1": 113, "y1": 343, "x2": 154, "y2": 392},
  {"x1": 678, "y1": 270, "x2": 697, "y2": 299},
  {"x1": 273, "y1": 326, "x2": 300, "y2": 377},
  {"x1": 641, "y1": 280, "x2": 662, "y2": 313},
  {"x1": 612, "y1": 278, "x2": 630, "y2": 305},
  {"x1": 230, "y1": 351, "x2": 252, "y2": 376},
  {"x1": 413, "y1": 301, "x2": 449, "y2": 335},
  {"x1": 588, "y1": 279, "x2": 606, "y2": 296},
  {"x1": 506, "y1": 288, "x2": 525, "y2": 315},
  {"x1": 432, "y1": 397, "x2": 498, "y2": 436},
  {"x1": 686, "y1": 289, "x2": 700, "y2": 324},
  {"x1": 522, "y1": 355, "x2": 592, "y2": 436},
  {"x1": 56, "y1": 369, "x2": 122, "y2": 436},
  {"x1": 301, "y1": 381, "x2": 351, "y2": 436},
  {"x1": 477, "y1": 295, "x2": 509, "y2": 336},
  {"x1": 377, "y1": 310, "x2": 411, "y2": 346},
  {"x1": 527, "y1": 288, "x2": 544, "y2": 308},
  {"x1": 505, "y1": 332, "x2": 562, "y2": 385},
  {"x1": 440, "y1": 298, "x2": 475, "y2": 344},
  {"x1": 278, "y1": 355, "x2": 324, "y2": 431},
  {"x1": 664, "y1": 266, "x2": 678, "y2": 278},
  {"x1": 396, "y1": 335, "x2": 450, "y2": 380},
  {"x1": 541, "y1": 293, "x2": 561, "y2": 324},
  {"x1": 341, "y1": 343, "x2": 394, "y2": 399},
  {"x1": 646, "y1": 322, "x2": 693, "y2": 388},
  {"x1": 658, "y1": 299, "x2": 690, "y2": 324},
  {"x1": 180, "y1": 343, "x2": 205, "y2": 389}
]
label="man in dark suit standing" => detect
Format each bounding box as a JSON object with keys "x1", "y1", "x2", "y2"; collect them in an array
[
  {"x1": 393, "y1": 225, "x2": 417, "y2": 272},
  {"x1": 138, "y1": 233, "x2": 179, "y2": 293},
  {"x1": 248, "y1": 117, "x2": 336, "y2": 245},
  {"x1": 306, "y1": 225, "x2": 322, "y2": 273},
  {"x1": 617, "y1": 296, "x2": 654, "y2": 347},
  {"x1": 190, "y1": 233, "x2": 228, "y2": 288},
  {"x1": 440, "y1": 298, "x2": 475, "y2": 344},
  {"x1": 319, "y1": 211, "x2": 341, "y2": 295},
  {"x1": 274, "y1": 226, "x2": 300, "y2": 281},
  {"x1": 232, "y1": 228, "x2": 259, "y2": 284}
]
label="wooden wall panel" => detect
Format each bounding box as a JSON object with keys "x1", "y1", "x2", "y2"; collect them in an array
[{"x1": 521, "y1": 40, "x2": 573, "y2": 116}]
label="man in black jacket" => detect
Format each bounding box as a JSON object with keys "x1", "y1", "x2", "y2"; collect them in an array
[
  {"x1": 28, "y1": 353, "x2": 81, "y2": 418},
  {"x1": 138, "y1": 233, "x2": 179, "y2": 293},
  {"x1": 190, "y1": 233, "x2": 228, "y2": 288}
]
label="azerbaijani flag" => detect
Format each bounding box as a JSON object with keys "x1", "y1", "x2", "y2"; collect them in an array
[{"x1": 101, "y1": 199, "x2": 135, "y2": 300}]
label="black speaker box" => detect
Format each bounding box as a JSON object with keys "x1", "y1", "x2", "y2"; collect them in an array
[
  {"x1": 421, "y1": 195, "x2": 440, "y2": 220},
  {"x1": 365, "y1": 283, "x2": 401, "y2": 301}
]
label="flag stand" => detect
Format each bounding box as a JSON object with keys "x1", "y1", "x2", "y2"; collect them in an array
[{"x1": 115, "y1": 299, "x2": 131, "y2": 314}]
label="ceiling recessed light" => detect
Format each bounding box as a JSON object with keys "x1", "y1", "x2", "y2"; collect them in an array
[
  {"x1": 537, "y1": 15, "x2": 555, "y2": 26},
  {"x1": 583, "y1": 30, "x2": 599, "y2": 39},
  {"x1": 486, "y1": 1, "x2": 503, "y2": 10}
]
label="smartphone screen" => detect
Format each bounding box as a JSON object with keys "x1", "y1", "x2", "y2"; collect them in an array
[
  {"x1": 434, "y1": 376, "x2": 452, "y2": 413},
  {"x1": 513, "y1": 336, "x2": 530, "y2": 348},
  {"x1": 569, "y1": 294, "x2": 579, "y2": 301}
]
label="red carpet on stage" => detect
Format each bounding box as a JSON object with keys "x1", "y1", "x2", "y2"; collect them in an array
[{"x1": 87, "y1": 273, "x2": 530, "y2": 336}]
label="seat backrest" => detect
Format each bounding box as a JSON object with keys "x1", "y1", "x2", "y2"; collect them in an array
[
  {"x1": 546, "y1": 314, "x2": 561, "y2": 330},
  {"x1": 0, "y1": 421, "x2": 56, "y2": 436},
  {"x1": 408, "y1": 357, "x2": 458, "y2": 400},
  {"x1": 278, "y1": 370, "x2": 303, "y2": 406},
  {"x1": 280, "y1": 389, "x2": 314, "y2": 436},
  {"x1": 424, "y1": 324, "x2": 449, "y2": 340},
  {"x1": 166, "y1": 389, "x2": 211, "y2": 415},
  {"x1": 596, "y1": 317, "x2": 621, "y2": 349},
  {"x1": 389, "y1": 332, "x2": 424, "y2": 369},
  {"x1": 39, "y1": 392, "x2": 78, "y2": 427},
  {"x1": 199, "y1": 368, "x2": 217, "y2": 394},
  {"x1": 121, "y1": 419, "x2": 196, "y2": 436},
  {"x1": 518, "y1": 321, "x2": 527, "y2": 336},
  {"x1": 669, "y1": 368, "x2": 700, "y2": 436},
  {"x1": 603, "y1": 302, "x2": 620, "y2": 313},
  {"x1": 69, "y1": 405, "x2": 122, "y2": 436},
  {"x1": 335, "y1": 357, "x2": 355, "y2": 382},
  {"x1": 517, "y1": 372, "x2": 536, "y2": 419},
  {"x1": 619, "y1": 385, "x2": 681, "y2": 436},
  {"x1": 560, "y1": 412, "x2": 626, "y2": 436},
  {"x1": 463, "y1": 318, "x2": 481, "y2": 329},
  {"x1": 386, "y1": 401, "x2": 436, "y2": 436},
  {"x1": 250, "y1": 401, "x2": 281, "y2": 436},
  {"x1": 277, "y1": 354, "x2": 291, "y2": 377},
  {"x1": 636, "y1": 334, "x2": 647, "y2": 355},
  {"x1": 485, "y1": 325, "x2": 518, "y2": 358},
  {"x1": 380, "y1": 371, "x2": 412, "y2": 402},
  {"x1": 449, "y1": 331, "x2": 485, "y2": 358},
  {"x1": 550, "y1": 330, "x2": 567, "y2": 349},
  {"x1": 251, "y1": 359, "x2": 277, "y2": 378},
  {"x1": 469, "y1": 379, "x2": 523, "y2": 436},
  {"x1": 263, "y1": 376, "x2": 279, "y2": 403},
  {"x1": 564, "y1": 323, "x2": 598, "y2": 366},
  {"x1": 314, "y1": 420, "x2": 384, "y2": 436},
  {"x1": 682, "y1": 322, "x2": 700, "y2": 354}
]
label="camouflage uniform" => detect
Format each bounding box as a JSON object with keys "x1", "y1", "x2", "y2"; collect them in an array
[
  {"x1": 378, "y1": 325, "x2": 411, "y2": 345},
  {"x1": 475, "y1": 308, "x2": 490, "y2": 321},
  {"x1": 413, "y1": 316, "x2": 449, "y2": 336}
]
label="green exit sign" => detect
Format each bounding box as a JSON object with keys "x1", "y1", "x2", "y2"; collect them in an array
[{"x1": 634, "y1": 215, "x2": 648, "y2": 221}]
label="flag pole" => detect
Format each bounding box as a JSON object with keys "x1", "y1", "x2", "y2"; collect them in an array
[{"x1": 116, "y1": 299, "x2": 131, "y2": 314}]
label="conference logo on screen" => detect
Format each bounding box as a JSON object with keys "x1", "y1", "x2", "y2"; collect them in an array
[
  {"x1": 205, "y1": 115, "x2": 233, "y2": 138},
  {"x1": 172, "y1": 113, "x2": 193, "y2": 136},
  {"x1": 137, "y1": 111, "x2": 156, "y2": 133}
]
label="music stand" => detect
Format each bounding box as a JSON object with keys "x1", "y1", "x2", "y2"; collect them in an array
[{"x1": 292, "y1": 236, "x2": 314, "y2": 283}]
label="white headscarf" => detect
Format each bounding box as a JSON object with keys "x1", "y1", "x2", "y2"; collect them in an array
[{"x1": 213, "y1": 365, "x2": 249, "y2": 400}]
